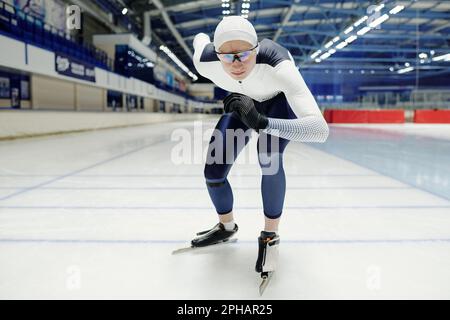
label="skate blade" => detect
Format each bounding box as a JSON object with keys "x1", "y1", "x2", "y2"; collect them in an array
[
  {"x1": 171, "y1": 238, "x2": 238, "y2": 255},
  {"x1": 259, "y1": 272, "x2": 274, "y2": 296}
]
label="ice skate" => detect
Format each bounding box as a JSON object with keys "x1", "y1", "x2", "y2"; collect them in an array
[
  {"x1": 172, "y1": 223, "x2": 238, "y2": 255},
  {"x1": 255, "y1": 231, "x2": 280, "y2": 295}
]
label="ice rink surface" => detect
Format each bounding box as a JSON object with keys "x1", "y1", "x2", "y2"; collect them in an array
[{"x1": 0, "y1": 119, "x2": 449, "y2": 299}]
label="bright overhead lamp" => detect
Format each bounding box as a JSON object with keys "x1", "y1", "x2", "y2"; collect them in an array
[
  {"x1": 397, "y1": 66, "x2": 414, "y2": 74},
  {"x1": 432, "y1": 53, "x2": 450, "y2": 62},
  {"x1": 336, "y1": 41, "x2": 348, "y2": 49},
  {"x1": 354, "y1": 16, "x2": 368, "y2": 27},
  {"x1": 374, "y1": 4, "x2": 385, "y2": 12},
  {"x1": 159, "y1": 45, "x2": 198, "y2": 80},
  {"x1": 310, "y1": 50, "x2": 322, "y2": 59},
  {"x1": 344, "y1": 26, "x2": 354, "y2": 34},
  {"x1": 357, "y1": 26, "x2": 371, "y2": 36},
  {"x1": 389, "y1": 5, "x2": 404, "y2": 15},
  {"x1": 368, "y1": 14, "x2": 390, "y2": 28},
  {"x1": 345, "y1": 35, "x2": 358, "y2": 44},
  {"x1": 122, "y1": 8, "x2": 128, "y2": 15},
  {"x1": 319, "y1": 52, "x2": 331, "y2": 60},
  {"x1": 324, "y1": 41, "x2": 334, "y2": 48}
]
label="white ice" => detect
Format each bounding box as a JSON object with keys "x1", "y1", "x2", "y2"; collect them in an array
[{"x1": 0, "y1": 120, "x2": 449, "y2": 299}]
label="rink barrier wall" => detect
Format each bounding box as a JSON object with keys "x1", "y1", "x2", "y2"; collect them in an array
[
  {"x1": 0, "y1": 111, "x2": 217, "y2": 140},
  {"x1": 324, "y1": 109, "x2": 405, "y2": 123},
  {"x1": 414, "y1": 110, "x2": 450, "y2": 123},
  {"x1": 0, "y1": 34, "x2": 221, "y2": 111}
]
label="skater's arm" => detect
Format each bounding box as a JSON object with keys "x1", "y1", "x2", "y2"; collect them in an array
[
  {"x1": 262, "y1": 60, "x2": 329, "y2": 143},
  {"x1": 192, "y1": 33, "x2": 216, "y2": 79}
]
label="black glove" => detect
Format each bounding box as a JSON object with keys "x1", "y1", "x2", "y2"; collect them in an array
[{"x1": 223, "y1": 93, "x2": 268, "y2": 130}]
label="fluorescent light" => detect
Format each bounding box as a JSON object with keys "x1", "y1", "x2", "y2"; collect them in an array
[
  {"x1": 310, "y1": 50, "x2": 322, "y2": 59},
  {"x1": 315, "y1": 58, "x2": 322, "y2": 63},
  {"x1": 369, "y1": 14, "x2": 390, "y2": 28},
  {"x1": 325, "y1": 41, "x2": 334, "y2": 48},
  {"x1": 319, "y1": 52, "x2": 331, "y2": 60},
  {"x1": 344, "y1": 26, "x2": 354, "y2": 34},
  {"x1": 389, "y1": 5, "x2": 404, "y2": 15},
  {"x1": 418, "y1": 53, "x2": 428, "y2": 59},
  {"x1": 354, "y1": 16, "x2": 368, "y2": 27},
  {"x1": 357, "y1": 26, "x2": 371, "y2": 36},
  {"x1": 345, "y1": 35, "x2": 358, "y2": 44},
  {"x1": 122, "y1": 8, "x2": 128, "y2": 15},
  {"x1": 160, "y1": 45, "x2": 197, "y2": 80},
  {"x1": 432, "y1": 53, "x2": 450, "y2": 62},
  {"x1": 374, "y1": 4, "x2": 385, "y2": 12},
  {"x1": 332, "y1": 36, "x2": 340, "y2": 43},
  {"x1": 328, "y1": 49, "x2": 336, "y2": 55},
  {"x1": 397, "y1": 66, "x2": 414, "y2": 74},
  {"x1": 336, "y1": 41, "x2": 348, "y2": 49}
]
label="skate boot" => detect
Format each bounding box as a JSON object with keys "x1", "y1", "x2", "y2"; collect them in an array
[
  {"x1": 255, "y1": 231, "x2": 280, "y2": 295},
  {"x1": 191, "y1": 222, "x2": 238, "y2": 248}
]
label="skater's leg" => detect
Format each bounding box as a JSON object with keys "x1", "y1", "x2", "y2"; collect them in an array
[
  {"x1": 255, "y1": 92, "x2": 294, "y2": 226},
  {"x1": 191, "y1": 113, "x2": 251, "y2": 247},
  {"x1": 264, "y1": 216, "x2": 280, "y2": 233},
  {"x1": 204, "y1": 113, "x2": 251, "y2": 220},
  {"x1": 257, "y1": 133, "x2": 290, "y2": 223},
  {"x1": 255, "y1": 138, "x2": 285, "y2": 272},
  {"x1": 254, "y1": 93, "x2": 294, "y2": 275}
]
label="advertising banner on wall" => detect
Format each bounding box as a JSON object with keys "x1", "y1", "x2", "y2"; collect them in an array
[
  {"x1": 166, "y1": 71, "x2": 174, "y2": 88},
  {"x1": 55, "y1": 53, "x2": 96, "y2": 82}
]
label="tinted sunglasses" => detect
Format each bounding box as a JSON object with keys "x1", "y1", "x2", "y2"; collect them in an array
[{"x1": 215, "y1": 44, "x2": 259, "y2": 63}]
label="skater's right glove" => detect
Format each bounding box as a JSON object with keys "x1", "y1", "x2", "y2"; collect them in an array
[{"x1": 223, "y1": 93, "x2": 269, "y2": 131}]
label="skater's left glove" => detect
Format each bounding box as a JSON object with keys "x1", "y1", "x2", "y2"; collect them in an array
[{"x1": 223, "y1": 93, "x2": 268, "y2": 131}]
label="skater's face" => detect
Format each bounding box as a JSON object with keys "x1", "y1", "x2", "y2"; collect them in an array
[{"x1": 216, "y1": 40, "x2": 257, "y2": 80}]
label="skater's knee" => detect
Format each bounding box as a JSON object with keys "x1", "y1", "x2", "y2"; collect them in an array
[
  {"x1": 204, "y1": 164, "x2": 228, "y2": 182},
  {"x1": 258, "y1": 152, "x2": 284, "y2": 175}
]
